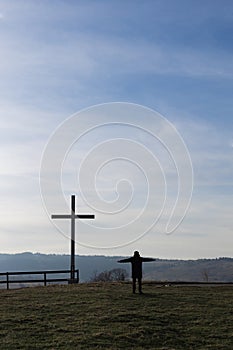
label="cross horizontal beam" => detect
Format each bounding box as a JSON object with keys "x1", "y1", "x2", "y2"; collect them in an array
[{"x1": 51, "y1": 214, "x2": 95, "y2": 219}]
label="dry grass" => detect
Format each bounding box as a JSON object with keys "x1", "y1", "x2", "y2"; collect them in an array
[{"x1": 0, "y1": 282, "x2": 233, "y2": 349}]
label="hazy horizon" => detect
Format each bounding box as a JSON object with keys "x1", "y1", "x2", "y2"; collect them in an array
[{"x1": 1, "y1": 251, "x2": 232, "y2": 261}]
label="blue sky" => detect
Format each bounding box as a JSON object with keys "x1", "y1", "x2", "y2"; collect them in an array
[{"x1": 0, "y1": 0, "x2": 232, "y2": 258}]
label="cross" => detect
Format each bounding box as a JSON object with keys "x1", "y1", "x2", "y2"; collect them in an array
[{"x1": 51, "y1": 195, "x2": 95, "y2": 282}]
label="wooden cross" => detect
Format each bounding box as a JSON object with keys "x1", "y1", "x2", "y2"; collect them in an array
[{"x1": 51, "y1": 195, "x2": 95, "y2": 282}]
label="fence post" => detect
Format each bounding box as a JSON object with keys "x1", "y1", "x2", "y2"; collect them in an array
[
  {"x1": 6, "y1": 272, "x2": 9, "y2": 290},
  {"x1": 44, "y1": 273, "x2": 47, "y2": 286}
]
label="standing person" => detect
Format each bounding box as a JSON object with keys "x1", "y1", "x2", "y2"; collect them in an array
[{"x1": 118, "y1": 251, "x2": 155, "y2": 294}]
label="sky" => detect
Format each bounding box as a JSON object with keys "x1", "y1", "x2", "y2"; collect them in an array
[{"x1": 0, "y1": 0, "x2": 232, "y2": 259}]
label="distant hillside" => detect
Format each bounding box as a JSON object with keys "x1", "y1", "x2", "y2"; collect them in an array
[
  {"x1": 0, "y1": 253, "x2": 122, "y2": 282},
  {"x1": 144, "y1": 257, "x2": 233, "y2": 282},
  {"x1": 0, "y1": 253, "x2": 233, "y2": 282}
]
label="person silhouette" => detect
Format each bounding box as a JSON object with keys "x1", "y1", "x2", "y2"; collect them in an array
[{"x1": 118, "y1": 251, "x2": 155, "y2": 293}]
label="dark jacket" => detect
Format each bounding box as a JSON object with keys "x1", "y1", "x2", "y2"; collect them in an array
[{"x1": 118, "y1": 256, "x2": 155, "y2": 279}]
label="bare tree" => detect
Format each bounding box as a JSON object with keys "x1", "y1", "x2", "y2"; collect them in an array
[
  {"x1": 202, "y1": 269, "x2": 209, "y2": 282},
  {"x1": 109, "y1": 268, "x2": 128, "y2": 281},
  {"x1": 90, "y1": 268, "x2": 128, "y2": 282}
]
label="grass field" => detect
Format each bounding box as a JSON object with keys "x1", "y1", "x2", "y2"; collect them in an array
[{"x1": 0, "y1": 282, "x2": 233, "y2": 349}]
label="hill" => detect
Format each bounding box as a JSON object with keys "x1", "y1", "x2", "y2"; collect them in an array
[
  {"x1": 144, "y1": 257, "x2": 233, "y2": 282},
  {"x1": 1, "y1": 283, "x2": 233, "y2": 349},
  {"x1": 0, "y1": 253, "x2": 122, "y2": 282},
  {"x1": 0, "y1": 253, "x2": 233, "y2": 283}
]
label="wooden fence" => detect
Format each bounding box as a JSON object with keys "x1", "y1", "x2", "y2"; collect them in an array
[{"x1": 0, "y1": 269, "x2": 79, "y2": 290}]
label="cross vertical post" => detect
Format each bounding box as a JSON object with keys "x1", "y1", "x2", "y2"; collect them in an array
[
  {"x1": 51, "y1": 195, "x2": 95, "y2": 283},
  {"x1": 71, "y1": 195, "x2": 75, "y2": 280}
]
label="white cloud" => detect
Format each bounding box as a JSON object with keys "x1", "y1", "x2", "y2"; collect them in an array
[{"x1": 1, "y1": 22, "x2": 233, "y2": 102}]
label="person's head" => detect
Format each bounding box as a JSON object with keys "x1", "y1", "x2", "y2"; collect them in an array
[{"x1": 134, "y1": 251, "x2": 140, "y2": 257}]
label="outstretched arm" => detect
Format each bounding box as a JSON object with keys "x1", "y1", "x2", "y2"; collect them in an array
[
  {"x1": 141, "y1": 257, "x2": 156, "y2": 262},
  {"x1": 118, "y1": 257, "x2": 132, "y2": 263}
]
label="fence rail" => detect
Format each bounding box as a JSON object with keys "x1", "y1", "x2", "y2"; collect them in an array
[{"x1": 0, "y1": 269, "x2": 79, "y2": 290}]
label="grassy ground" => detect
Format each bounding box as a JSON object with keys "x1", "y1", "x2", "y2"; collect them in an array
[{"x1": 0, "y1": 282, "x2": 233, "y2": 349}]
